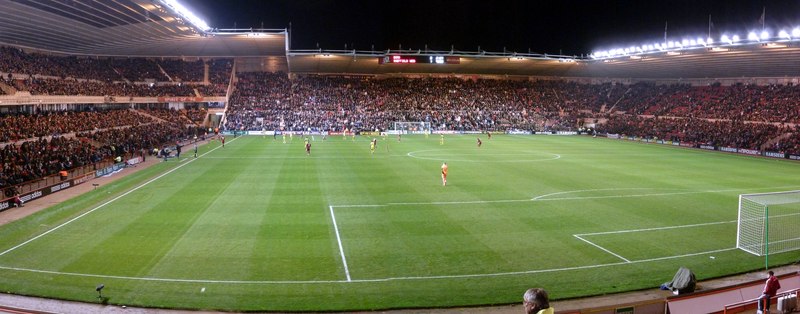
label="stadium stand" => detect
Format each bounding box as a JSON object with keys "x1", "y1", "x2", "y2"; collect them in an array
[{"x1": 221, "y1": 73, "x2": 800, "y2": 155}]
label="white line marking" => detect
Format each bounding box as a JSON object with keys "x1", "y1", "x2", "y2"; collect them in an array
[
  {"x1": 386, "y1": 199, "x2": 531, "y2": 206},
  {"x1": 332, "y1": 186, "x2": 800, "y2": 208},
  {"x1": 575, "y1": 220, "x2": 736, "y2": 236},
  {"x1": 405, "y1": 149, "x2": 561, "y2": 163},
  {"x1": 0, "y1": 138, "x2": 234, "y2": 257},
  {"x1": 531, "y1": 188, "x2": 674, "y2": 201},
  {"x1": 0, "y1": 247, "x2": 738, "y2": 284},
  {"x1": 574, "y1": 235, "x2": 630, "y2": 263},
  {"x1": 328, "y1": 205, "x2": 352, "y2": 281},
  {"x1": 531, "y1": 187, "x2": 800, "y2": 201}
]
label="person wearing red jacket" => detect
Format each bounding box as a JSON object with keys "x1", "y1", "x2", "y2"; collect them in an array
[{"x1": 758, "y1": 270, "x2": 781, "y2": 314}]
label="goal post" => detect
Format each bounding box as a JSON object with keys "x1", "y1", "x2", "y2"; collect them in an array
[
  {"x1": 737, "y1": 190, "x2": 800, "y2": 267},
  {"x1": 392, "y1": 121, "x2": 431, "y2": 134}
]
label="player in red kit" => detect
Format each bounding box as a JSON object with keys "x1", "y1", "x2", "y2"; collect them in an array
[
  {"x1": 477, "y1": 137, "x2": 482, "y2": 147},
  {"x1": 305, "y1": 141, "x2": 311, "y2": 156}
]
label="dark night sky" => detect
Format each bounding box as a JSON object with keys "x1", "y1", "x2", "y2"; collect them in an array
[{"x1": 186, "y1": 0, "x2": 800, "y2": 56}]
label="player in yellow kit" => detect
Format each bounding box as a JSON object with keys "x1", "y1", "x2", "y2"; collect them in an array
[{"x1": 441, "y1": 162, "x2": 448, "y2": 186}]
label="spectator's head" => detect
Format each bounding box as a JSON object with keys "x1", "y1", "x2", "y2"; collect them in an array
[{"x1": 523, "y1": 288, "x2": 550, "y2": 314}]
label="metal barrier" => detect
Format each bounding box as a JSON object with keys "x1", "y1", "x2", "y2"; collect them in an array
[{"x1": 723, "y1": 288, "x2": 800, "y2": 314}]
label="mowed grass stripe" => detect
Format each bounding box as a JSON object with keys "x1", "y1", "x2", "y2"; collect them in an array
[{"x1": 0, "y1": 135, "x2": 799, "y2": 311}]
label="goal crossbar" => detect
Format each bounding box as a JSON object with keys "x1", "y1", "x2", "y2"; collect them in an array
[{"x1": 737, "y1": 190, "x2": 800, "y2": 259}]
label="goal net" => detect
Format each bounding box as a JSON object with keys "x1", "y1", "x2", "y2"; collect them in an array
[
  {"x1": 392, "y1": 122, "x2": 431, "y2": 134},
  {"x1": 737, "y1": 190, "x2": 800, "y2": 256}
]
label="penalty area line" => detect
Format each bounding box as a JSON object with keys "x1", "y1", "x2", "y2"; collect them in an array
[
  {"x1": 328, "y1": 205, "x2": 352, "y2": 282},
  {"x1": 0, "y1": 141, "x2": 229, "y2": 258},
  {"x1": 573, "y1": 235, "x2": 630, "y2": 263}
]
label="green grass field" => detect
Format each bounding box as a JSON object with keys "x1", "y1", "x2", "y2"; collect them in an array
[{"x1": 0, "y1": 134, "x2": 798, "y2": 311}]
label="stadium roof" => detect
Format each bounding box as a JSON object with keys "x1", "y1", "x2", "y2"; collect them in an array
[
  {"x1": 0, "y1": 0, "x2": 286, "y2": 57},
  {"x1": 287, "y1": 44, "x2": 800, "y2": 79},
  {"x1": 1, "y1": 0, "x2": 800, "y2": 79}
]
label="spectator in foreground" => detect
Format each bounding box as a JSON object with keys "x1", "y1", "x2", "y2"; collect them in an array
[
  {"x1": 523, "y1": 288, "x2": 554, "y2": 314},
  {"x1": 758, "y1": 270, "x2": 781, "y2": 314}
]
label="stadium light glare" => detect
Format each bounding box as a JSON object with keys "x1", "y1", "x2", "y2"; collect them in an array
[
  {"x1": 721, "y1": 34, "x2": 731, "y2": 44},
  {"x1": 760, "y1": 30, "x2": 770, "y2": 40},
  {"x1": 667, "y1": 41, "x2": 675, "y2": 48},
  {"x1": 779, "y1": 30, "x2": 790, "y2": 39},
  {"x1": 732, "y1": 34, "x2": 740, "y2": 43},
  {"x1": 793, "y1": 28, "x2": 800, "y2": 37},
  {"x1": 647, "y1": 44, "x2": 655, "y2": 51},
  {"x1": 689, "y1": 39, "x2": 697, "y2": 46},
  {"x1": 681, "y1": 39, "x2": 689, "y2": 47},
  {"x1": 160, "y1": 0, "x2": 211, "y2": 32},
  {"x1": 706, "y1": 37, "x2": 714, "y2": 45},
  {"x1": 697, "y1": 38, "x2": 706, "y2": 46},
  {"x1": 748, "y1": 32, "x2": 760, "y2": 41}
]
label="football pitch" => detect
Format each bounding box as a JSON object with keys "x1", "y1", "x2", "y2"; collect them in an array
[{"x1": 0, "y1": 134, "x2": 798, "y2": 311}]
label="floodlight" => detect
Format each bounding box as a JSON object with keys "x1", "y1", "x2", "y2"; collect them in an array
[
  {"x1": 760, "y1": 30, "x2": 770, "y2": 40},
  {"x1": 779, "y1": 30, "x2": 790, "y2": 39},
  {"x1": 706, "y1": 37, "x2": 714, "y2": 45},
  {"x1": 732, "y1": 35, "x2": 740, "y2": 43},
  {"x1": 647, "y1": 44, "x2": 655, "y2": 51},
  {"x1": 721, "y1": 34, "x2": 731, "y2": 44},
  {"x1": 655, "y1": 43, "x2": 662, "y2": 50},
  {"x1": 681, "y1": 39, "x2": 689, "y2": 47},
  {"x1": 624, "y1": 48, "x2": 631, "y2": 54},
  {"x1": 748, "y1": 32, "x2": 759, "y2": 41},
  {"x1": 160, "y1": 0, "x2": 211, "y2": 32},
  {"x1": 793, "y1": 28, "x2": 800, "y2": 38},
  {"x1": 667, "y1": 41, "x2": 675, "y2": 48},
  {"x1": 697, "y1": 38, "x2": 706, "y2": 46},
  {"x1": 689, "y1": 39, "x2": 697, "y2": 46}
]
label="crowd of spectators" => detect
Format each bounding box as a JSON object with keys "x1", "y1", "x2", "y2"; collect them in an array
[
  {"x1": 0, "y1": 46, "x2": 120, "y2": 82},
  {"x1": 0, "y1": 109, "x2": 154, "y2": 142},
  {"x1": 208, "y1": 59, "x2": 233, "y2": 85},
  {"x1": 0, "y1": 46, "x2": 232, "y2": 93},
  {"x1": 139, "y1": 108, "x2": 195, "y2": 125},
  {"x1": 597, "y1": 115, "x2": 791, "y2": 151},
  {"x1": 0, "y1": 107, "x2": 205, "y2": 193},
  {"x1": 223, "y1": 72, "x2": 800, "y2": 154},
  {"x1": 1, "y1": 136, "x2": 105, "y2": 194},
  {"x1": 195, "y1": 83, "x2": 227, "y2": 96},
  {"x1": 77, "y1": 123, "x2": 201, "y2": 162},
  {"x1": 11, "y1": 78, "x2": 196, "y2": 97},
  {"x1": 225, "y1": 73, "x2": 584, "y2": 132},
  {"x1": 157, "y1": 59, "x2": 204, "y2": 82},
  {"x1": 183, "y1": 108, "x2": 208, "y2": 125}
]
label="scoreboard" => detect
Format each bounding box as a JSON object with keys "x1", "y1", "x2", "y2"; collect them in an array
[{"x1": 379, "y1": 55, "x2": 461, "y2": 64}]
